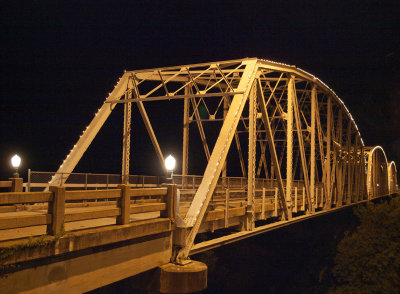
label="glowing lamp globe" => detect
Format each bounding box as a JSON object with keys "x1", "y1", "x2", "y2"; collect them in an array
[
  {"x1": 165, "y1": 155, "x2": 176, "y2": 171},
  {"x1": 11, "y1": 154, "x2": 21, "y2": 178},
  {"x1": 11, "y1": 155, "x2": 21, "y2": 168}
]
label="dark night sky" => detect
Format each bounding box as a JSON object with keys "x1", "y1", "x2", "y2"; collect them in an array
[{"x1": 1, "y1": 0, "x2": 399, "y2": 180}]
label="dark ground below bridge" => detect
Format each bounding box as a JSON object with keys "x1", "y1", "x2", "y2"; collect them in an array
[{"x1": 88, "y1": 205, "x2": 359, "y2": 294}]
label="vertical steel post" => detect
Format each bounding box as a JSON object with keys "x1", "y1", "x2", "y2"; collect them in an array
[
  {"x1": 315, "y1": 98, "x2": 326, "y2": 190},
  {"x1": 222, "y1": 95, "x2": 228, "y2": 179},
  {"x1": 332, "y1": 149, "x2": 337, "y2": 206},
  {"x1": 274, "y1": 187, "x2": 278, "y2": 217},
  {"x1": 270, "y1": 121, "x2": 275, "y2": 181},
  {"x1": 354, "y1": 140, "x2": 361, "y2": 201},
  {"x1": 122, "y1": 90, "x2": 132, "y2": 184},
  {"x1": 182, "y1": 86, "x2": 190, "y2": 187},
  {"x1": 337, "y1": 110, "x2": 343, "y2": 205},
  {"x1": 286, "y1": 75, "x2": 294, "y2": 212},
  {"x1": 321, "y1": 187, "x2": 324, "y2": 207},
  {"x1": 373, "y1": 150, "x2": 377, "y2": 197},
  {"x1": 247, "y1": 84, "x2": 256, "y2": 230},
  {"x1": 225, "y1": 189, "x2": 230, "y2": 228},
  {"x1": 27, "y1": 169, "x2": 31, "y2": 192},
  {"x1": 293, "y1": 82, "x2": 312, "y2": 212},
  {"x1": 346, "y1": 122, "x2": 352, "y2": 204},
  {"x1": 361, "y1": 146, "x2": 366, "y2": 199},
  {"x1": 310, "y1": 85, "x2": 316, "y2": 210},
  {"x1": 325, "y1": 96, "x2": 332, "y2": 208},
  {"x1": 261, "y1": 187, "x2": 266, "y2": 219},
  {"x1": 350, "y1": 138, "x2": 359, "y2": 201}
]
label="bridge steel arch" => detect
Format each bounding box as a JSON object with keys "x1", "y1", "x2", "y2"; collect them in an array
[
  {"x1": 388, "y1": 161, "x2": 398, "y2": 194},
  {"x1": 365, "y1": 146, "x2": 389, "y2": 199},
  {"x1": 47, "y1": 58, "x2": 398, "y2": 263}
]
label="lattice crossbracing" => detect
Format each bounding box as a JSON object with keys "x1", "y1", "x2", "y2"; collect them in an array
[{"x1": 47, "y1": 58, "x2": 398, "y2": 263}]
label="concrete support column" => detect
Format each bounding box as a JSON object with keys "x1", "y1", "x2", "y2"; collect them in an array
[
  {"x1": 132, "y1": 261, "x2": 208, "y2": 294},
  {"x1": 117, "y1": 184, "x2": 130, "y2": 225},
  {"x1": 161, "y1": 184, "x2": 177, "y2": 223},
  {"x1": 47, "y1": 186, "x2": 65, "y2": 235},
  {"x1": 158, "y1": 261, "x2": 207, "y2": 293},
  {"x1": 9, "y1": 178, "x2": 23, "y2": 192}
]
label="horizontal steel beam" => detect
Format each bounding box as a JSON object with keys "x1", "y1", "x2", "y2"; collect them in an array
[{"x1": 105, "y1": 91, "x2": 244, "y2": 103}]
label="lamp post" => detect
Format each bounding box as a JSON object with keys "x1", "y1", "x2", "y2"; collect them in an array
[
  {"x1": 11, "y1": 154, "x2": 21, "y2": 178},
  {"x1": 165, "y1": 155, "x2": 176, "y2": 183}
]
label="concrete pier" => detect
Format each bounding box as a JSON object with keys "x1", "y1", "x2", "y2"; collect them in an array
[{"x1": 158, "y1": 261, "x2": 207, "y2": 293}]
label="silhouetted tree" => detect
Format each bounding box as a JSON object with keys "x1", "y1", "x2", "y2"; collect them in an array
[{"x1": 330, "y1": 197, "x2": 400, "y2": 294}]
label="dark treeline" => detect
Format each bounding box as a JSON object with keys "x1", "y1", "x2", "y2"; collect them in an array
[{"x1": 196, "y1": 208, "x2": 358, "y2": 294}]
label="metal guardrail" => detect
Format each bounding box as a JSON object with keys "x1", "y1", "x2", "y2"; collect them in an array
[
  {"x1": 27, "y1": 170, "x2": 312, "y2": 192},
  {"x1": 26, "y1": 170, "x2": 164, "y2": 191},
  {"x1": 22, "y1": 171, "x2": 329, "y2": 227}
]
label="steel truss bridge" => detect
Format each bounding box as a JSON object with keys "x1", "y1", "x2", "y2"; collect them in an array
[{"x1": 1, "y1": 58, "x2": 398, "y2": 293}]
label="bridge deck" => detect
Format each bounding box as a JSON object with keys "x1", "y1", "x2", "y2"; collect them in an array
[{"x1": 0, "y1": 186, "x2": 298, "y2": 242}]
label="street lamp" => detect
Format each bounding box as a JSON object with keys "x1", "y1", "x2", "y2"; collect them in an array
[
  {"x1": 11, "y1": 154, "x2": 21, "y2": 178},
  {"x1": 165, "y1": 155, "x2": 176, "y2": 182}
]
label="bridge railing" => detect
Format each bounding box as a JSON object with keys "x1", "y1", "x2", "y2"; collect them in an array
[
  {"x1": 0, "y1": 178, "x2": 23, "y2": 192},
  {"x1": 26, "y1": 170, "x2": 165, "y2": 191},
  {"x1": 27, "y1": 171, "x2": 311, "y2": 196},
  {"x1": 178, "y1": 185, "x2": 328, "y2": 233},
  {"x1": 174, "y1": 175, "x2": 307, "y2": 190},
  {"x1": 0, "y1": 184, "x2": 176, "y2": 236}
]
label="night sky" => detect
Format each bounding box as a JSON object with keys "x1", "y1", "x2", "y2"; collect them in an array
[{"x1": 1, "y1": 1, "x2": 399, "y2": 180}]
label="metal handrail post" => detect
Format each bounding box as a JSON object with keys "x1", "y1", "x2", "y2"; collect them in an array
[{"x1": 27, "y1": 169, "x2": 31, "y2": 192}]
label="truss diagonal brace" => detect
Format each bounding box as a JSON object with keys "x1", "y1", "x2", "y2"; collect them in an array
[
  {"x1": 256, "y1": 79, "x2": 291, "y2": 220},
  {"x1": 49, "y1": 74, "x2": 130, "y2": 187},
  {"x1": 136, "y1": 101, "x2": 168, "y2": 174},
  {"x1": 190, "y1": 97, "x2": 211, "y2": 160}
]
